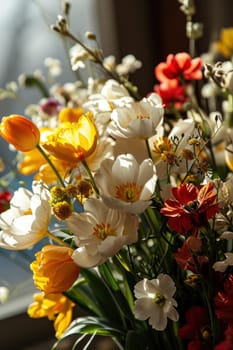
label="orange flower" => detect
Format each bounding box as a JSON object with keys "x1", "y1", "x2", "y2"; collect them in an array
[
  {"x1": 31, "y1": 245, "x2": 80, "y2": 294},
  {"x1": 28, "y1": 292, "x2": 75, "y2": 339},
  {"x1": 0, "y1": 114, "x2": 40, "y2": 151}
]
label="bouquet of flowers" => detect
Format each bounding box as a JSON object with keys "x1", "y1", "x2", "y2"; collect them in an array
[{"x1": 0, "y1": 1, "x2": 233, "y2": 349}]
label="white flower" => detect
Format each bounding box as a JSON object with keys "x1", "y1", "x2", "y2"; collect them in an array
[
  {"x1": 108, "y1": 93, "x2": 164, "y2": 139},
  {"x1": 133, "y1": 274, "x2": 179, "y2": 331},
  {"x1": 94, "y1": 153, "x2": 157, "y2": 214},
  {"x1": 86, "y1": 135, "x2": 115, "y2": 172},
  {"x1": 151, "y1": 118, "x2": 196, "y2": 178},
  {"x1": 44, "y1": 57, "x2": 62, "y2": 77},
  {"x1": 0, "y1": 181, "x2": 51, "y2": 250},
  {"x1": 103, "y1": 55, "x2": 116, "y2": 72},
  {"x1": 212, "y1": 253, "x2": 233, "y2": 272},
  {"x1": 83, "y1": 79, "x2": 133, "y2": 117},
  {"x1": 69, "y1": 43, "x2": 91, "y2": 70},
  {"x1": 116, "y1": 54, "x2": 142, "y2": 75},
  {"x1": 67, "y1": 198, "x2": 138, "y2": 268}
]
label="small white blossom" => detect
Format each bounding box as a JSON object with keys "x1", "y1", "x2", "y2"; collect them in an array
[
  {"x1": 69, "y1": 43, "x2": 92, "y2": 71},
  {"x1": 44, "y1": 57, "x2": 62, "y2": 77},
  {"x1": 116, "y1": 54, "x2": 142, "y2": 75},
  {"x1": 213, "y1": 253, "x2": 233, "y2": 272},
  {"x1": 103, "y1": 55, "x2": 116, "y2": 72},
  {"x1": 133, "y1": 274, "x2": 179, "y2": 331}
]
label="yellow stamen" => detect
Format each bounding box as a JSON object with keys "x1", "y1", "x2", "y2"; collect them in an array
[
  {"x1": 115, "y1": 182, "x2": 142, "y2": 202},
  {"x1": 93, "y1": 223, "x2": 115, "y2": 240}
]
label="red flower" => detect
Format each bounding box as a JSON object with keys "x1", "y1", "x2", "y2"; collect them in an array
[
  {"x1": 174, "y1": 237, "x2": 208, "y2": 272},
  {"x1": 214, "y1": 274, "x2": 233, "y2": 326},
  {"x1": 153, "y1": 79, "x2": 186, "y2": 108},
  {"x1": 215, "y1": 325, "x2": 233, "y2": 350},
  {"x1": 0, "y1": 191, "x2": 11, "y2": 213},
  {"x1": 155, "y1": 52, "x2": 202, "y2": 82},
  {"x1": 160, "y1": 182, "x2": 219, "y2": 235},
  {"x1": 179, "y1": 306, "x2": 212, "y2": 350}
]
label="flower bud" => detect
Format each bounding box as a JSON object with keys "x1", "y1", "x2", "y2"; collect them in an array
[
  {"x1": 31, "y1": 245, "x2": 80, "y2": 294},
  {"x1": 0, "y1": 114, "x2": 40, "y2": 151}
]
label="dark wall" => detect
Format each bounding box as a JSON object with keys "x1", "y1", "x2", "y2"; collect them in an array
[{"x1": 112, "y1": 0, "x2": 233, "y2": 96}]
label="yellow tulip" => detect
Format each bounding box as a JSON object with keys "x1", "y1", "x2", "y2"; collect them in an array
[
  {"x1": 216, "y1": 27, "x2": 233, "y2": 58},
  {"x1": 0, "y1": 114, "x2": 40, "y2": 151},
  {"x1": 28, "y1": 292, "x2": 75, "y2": 339},
  {"x1": 18, "y1": 148, "x2": 45, "y2": 175},
  {"x1": 59, "y1": 107, "x2": 83, "y2": 123},
  {"x1": 30, "y1": 244, "x2": 80, "y2": 294},
  {"x1": 42, "y1": 112, "x2": 98, "y2": 163}
]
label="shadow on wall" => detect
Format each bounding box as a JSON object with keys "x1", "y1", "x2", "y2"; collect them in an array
[{"x1": 0, "y1": 311, "x2": 119, "y2": 350}]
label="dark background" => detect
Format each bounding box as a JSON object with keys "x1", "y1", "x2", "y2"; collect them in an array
[{"x1": 111, "y1": 0, "x2": 233, "y2": 96}]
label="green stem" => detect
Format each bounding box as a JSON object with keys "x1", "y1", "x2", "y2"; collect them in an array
[
  {"x1": 47, "y1": 230, "x2": 69, "y2": 247},
  {"x1": 36, "y1": 144, "x2": 65, "y2": 187},
  {"x1": 61, "y1": 29, "x2": 141, "y2": 100},
  {"x1": 23, "y1": 75, "x2": 50, "y2": 98},
  {"x1": 82, "y1": 159, "x2": 99, "y2": 195}
]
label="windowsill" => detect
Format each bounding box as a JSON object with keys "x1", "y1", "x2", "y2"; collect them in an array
[{"x1": 0, "y1": 290, "x2": 35, "y2": 320}]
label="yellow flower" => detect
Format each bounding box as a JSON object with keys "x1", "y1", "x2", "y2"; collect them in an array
[
  {"x1": 17, "y1": 126, "x2": 83, "y2": 184},
  {"x1": 18, "y1": 148, "x2": 45, "y2": 175},
  {"x1": 216, "y1": 27, "x2": 233, "y2": 57},
  {"x1": 42, "y1": 112, "x2": 98, "y2": 164},
  {"x1": 19, "y1": 150, "x2": 72, "y2": 185},
  {"x1": 0, "y1": 114, "x2": 40, "y2": 151},
  {"x1": 31, "y1": 244, "x2": 80, "y2": 294},
  {"x1": 28, "y1": 292, "x2": 75, "y2": 339},
  {"x1": 59, "y1": 107, "x2": 83, "y2": 123}
]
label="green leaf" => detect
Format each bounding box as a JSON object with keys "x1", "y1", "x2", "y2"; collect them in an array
[
  {"x1": 51, "y1": 316, "x2": 125, "y2": 350},
  {"x1": 98, "y1": 262, "x2": 135, "y2": 323},
  {"x1": 64, "y1": 279, "x2": 101, "y2": 316},
  {"x1": 79, "y1": 268, "x2": 127, "y2": 325}
]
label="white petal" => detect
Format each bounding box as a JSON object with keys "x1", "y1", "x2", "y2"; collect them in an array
[
  {"x1": 67, "y1": 212, "x2": 95, "y2": 239},
  {"x1": 112, "y1": 154, "x2": 139, "y2": 184},
  {"x1": 11, "y1": 187, "x2": 32, "y2": 211},
  {"x1": 133, "y1": 298, "x2": 154, "y2": 320},
  {"x1": 149, "y1": 306, "x2": 167, "y2": 331},
  {"x1": 166, "y1": 305, "x2": 179, "y2": 322},
  {"x1": 134, "y1": 279, "x2": 156, "y2": 298},
  {"x1": 137, "y1": 159, "x2": 155, "y2": 186},
  {"x1": 98, "y1": 236, "x2": 126, "y2": 257},
  {"x1": 156, "y1": 274, "x2": 176, "y2": 298},
  {"x1": 72, "y1": 247, "x2": 103, "y2": 268}
]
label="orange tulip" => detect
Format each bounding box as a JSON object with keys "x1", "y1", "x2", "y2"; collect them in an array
[
  {"x1": 0, "y1": 114, "x2": 40, "y2": 151},
  {"x1": 28, "y1": 292, "x2": 75, "y2": 339},
  {"x1": 31, "y1": 244, "x2": 80, "y2": 294}
]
